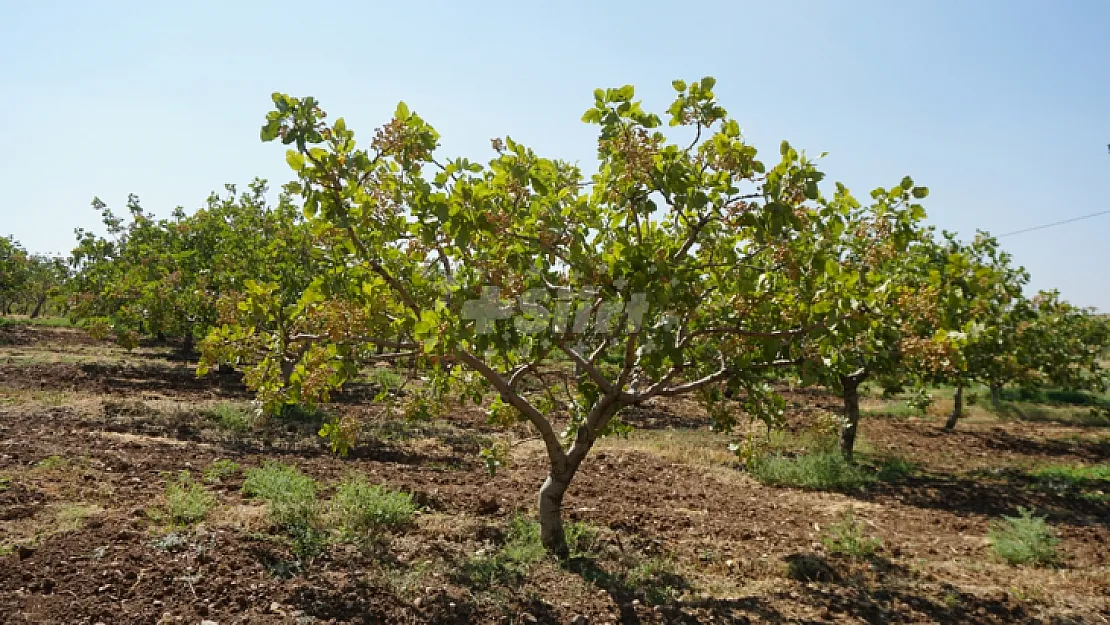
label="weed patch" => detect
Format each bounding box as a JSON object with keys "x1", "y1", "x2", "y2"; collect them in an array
[
  {"x1": 821, "y1": 511, "x2": 881, "y2": 557},
  {"x1": 206, "y1": 403, "x2": 254, "y2": 433},
  {"x1": 162, "y1": 471, "x2": 216, "y2": 525},
  {"x1": 749, "y1": 451, "x2": 875, "y2": 491},
  {"x1": 202, "y1": 459, "x2": 241, "y2": 484},
  {"x1": 989, "y1": 507, "x2": 1061, "y2": 567},
  {"x1": 330, "y1": 474, "x2": 415, "y2": 545},
  {"x1": 242, "y1": 462, "x2": 325, "y2": 559}
]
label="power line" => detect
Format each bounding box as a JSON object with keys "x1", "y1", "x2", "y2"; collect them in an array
[{"x1": 995, "y1": 208, "x2": 1110, "y2": 238}]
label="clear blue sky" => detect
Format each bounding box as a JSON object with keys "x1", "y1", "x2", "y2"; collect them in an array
[{"x1": 1, "y1": 1, "x2": 1107, "y2": 309}]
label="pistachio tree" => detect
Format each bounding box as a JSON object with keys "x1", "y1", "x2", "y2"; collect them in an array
[
  {"x1": 925, "y1": 231, "x2": 1028, "y2": 429},
  {"x1": 70, "y1": 181, "x2": 315, "y2": 353},
  {"x1": 1007, "y1": 291, "x2": 1109, "y2": 399},
  {"x1": 202, "y1": 79, "x2": 919, "y2": 556},
  {"x1": 797, "y1": 192, "x2": 963, "y2": 460}
]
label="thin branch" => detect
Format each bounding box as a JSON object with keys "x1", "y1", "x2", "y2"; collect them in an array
[
  {"x1": 454, "y1": 349, "x2": 567, "y2": 469},
  {"x1": 555, "y1": 340, "x2": 617, "y2": 395}
]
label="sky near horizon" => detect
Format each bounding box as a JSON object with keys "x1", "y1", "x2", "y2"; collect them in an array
[{"x1": 1, "y1": 1, "x2": 1107, "y2": 309}]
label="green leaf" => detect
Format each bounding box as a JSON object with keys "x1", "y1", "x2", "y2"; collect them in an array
[
  {"x1": 395, "y1": 101, "x2": 410, "y2": 119},
  {"x1": 672, "y1": 79, "x2": 687, "y2": 92},
  {"x1": 260, "y1": 121, "x2": 280, "y2": 142},
  {"x1": 286, "y1": 150, "x2": 305, "y2": 171},
  {"x1": 911, "y1": 186, "x2": 929, "y2": 199},
  {"x1": 303, "y1": 195, "x2": 319, "y2": 219}
]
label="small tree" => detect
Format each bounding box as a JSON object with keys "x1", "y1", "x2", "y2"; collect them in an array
[{"x1": 203, "y1": 79, "x2": 922, "y2": 556}]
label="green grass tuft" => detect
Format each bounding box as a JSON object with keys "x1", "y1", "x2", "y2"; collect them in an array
[
  {"x1": 821, "y1": 510, "x2": 881, "y2": 557},
  {"x1": 242, "y1": 461, "x2": 320, "y2": 528},
  {"x1": 242, "y1": 461, "x2": 326, "y2": 559},
  {"x1": 163, "y1": 471, "x2": 216, "y2": 525},
  {"x1": 330, "y1": 474, "x2": 415, "y2": 543},
  {"x1": 202, "y1": 459, "x2": 241, "y2": 484},
  {"x1": 460, "y1": 515, "x2": 601, "y2": 588}
]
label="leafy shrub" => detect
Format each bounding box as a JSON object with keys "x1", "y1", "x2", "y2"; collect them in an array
[
  {"x1": 242, "y1": 462, "x2": 320, "y2": 528},
  {"x1": 749, "y1": 451, "x2": 875, "y2": 491},
  {"x1": 989, "y1": 507, "x2": 1060, "y2": 567},
  {"x1": 906, "y1": 388, "x2": 934, "y2": 413},
  {"x1": 821, "y1": 511, "x2": 881, "y2": 557},
  {"x1": 318, "y1": 415, "x2": 361, "y2": 456},
  {"x1": 330, "y1": 475, "x2": 415, "y2": 542},
  {"x1": 163, "y1": 471, "x2": 216, "y2": 525},
  {"x1": 202, "y1": 459, "x2": 241, "y2": 484}
]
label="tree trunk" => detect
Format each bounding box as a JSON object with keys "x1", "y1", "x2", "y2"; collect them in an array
[
  {"x1": 990, "y1": 383, "x2": 1001, "y2": 409},
  {"x1": 182, "y1": 330, "x2": 194, "y2": 356},
  {"x1": 838, "y1": 374, "x2": 863, "y2": 462},
  {"x1": 944, "y1": 385, "x2": 964, "y2": 430},
  {"x1": 29, "y1": 295, "x2": 46, "y2": 319},
  {"x1": 538, "y1": 470, "x2": 575, "y2": 558}
]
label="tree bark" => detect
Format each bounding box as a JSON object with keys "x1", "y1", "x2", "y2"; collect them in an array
[
  {"x1": 990, "y1": 383, "x2": 1001, "y2": 409},
  {"x1": 29, "y1": 295, "x2": 46, "y2": 319},
  {"x1": 538, "y1": 469, "x2": 576, "y2": 558},
  {"x1": 182, "y1": 329, "x2": 195, "y2": 356},
  {"x1": 944, "y1": 385, "x2": 964, "y2": 430},
  {"x1": 838, "y1": 374, "x2": 864, "y2": 462}
]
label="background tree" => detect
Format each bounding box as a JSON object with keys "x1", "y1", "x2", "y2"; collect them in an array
[
  {"x1": 1016, "y1": 291, "x2": 1109, "y2": 398},
  {"x1": 202, "y1": 79, "x2": 925, "y2": 556},
  {"x1": 917, "y1": 231, "x2": 1028, "y2": 430},
  {"x1": 69, "y1": 181, "x2": 316, "y2": 354},
  {"x1": 0, "y1": 236, "x2": 30, "y2": 315},
  {"x1": 800, "y1": 206, "x2": 965, "y2": 460}
]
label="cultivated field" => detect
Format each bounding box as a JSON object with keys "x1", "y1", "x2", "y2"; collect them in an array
[{"x1": 1, "y1": 322, "x2": 1108, "y2": 624}]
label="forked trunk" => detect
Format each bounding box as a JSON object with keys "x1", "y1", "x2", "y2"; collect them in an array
[
  {"x1": 838, "y1": 374, "x2": 863, "y2": 461},
  {"x1": 536, "y1": 402, "x2": 618, "y2": 558},
  {"x1": 944, "y1": 385, "x2": 964, "y2": 430}
]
